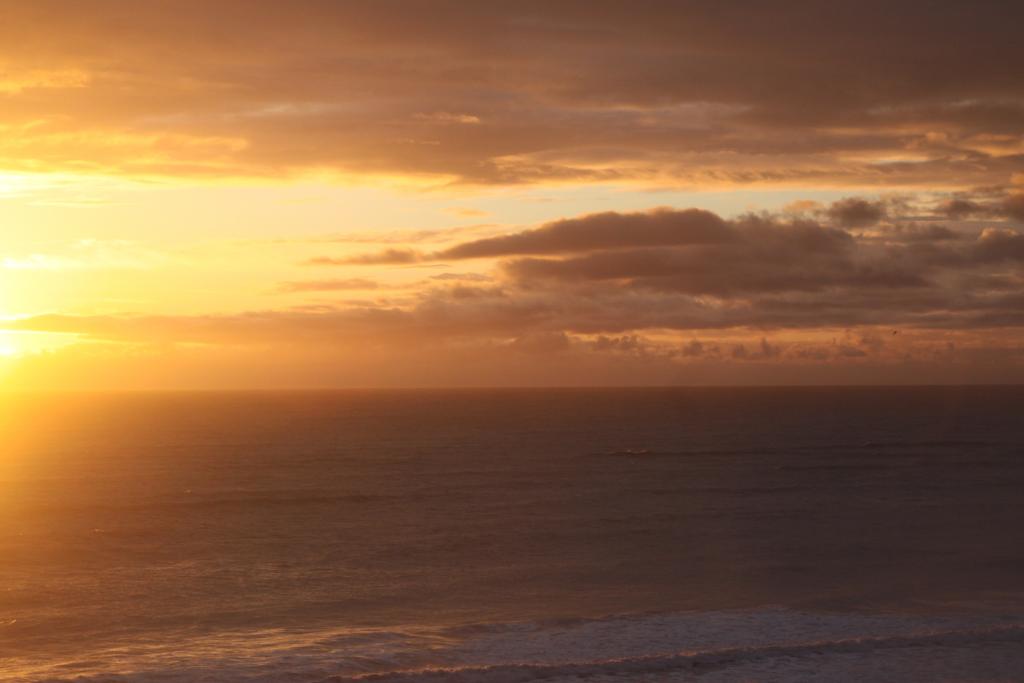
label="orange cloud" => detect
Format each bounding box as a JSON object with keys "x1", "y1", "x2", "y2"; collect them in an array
[{"x1": 0, "y1": 2, "x2": 1021, "y2": 187}]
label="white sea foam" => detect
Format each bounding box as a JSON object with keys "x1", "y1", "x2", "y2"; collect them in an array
[
  {"x1": 324, "y1": 625, "x2": 1024, "y2": 682},
  {"x1": 9, "y1": 609, "x2": 1024, "y2": 683}
]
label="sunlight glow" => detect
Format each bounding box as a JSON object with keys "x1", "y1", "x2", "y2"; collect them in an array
[{"x1": 0, "y1": 329, "x2": 79, "y2": 358}]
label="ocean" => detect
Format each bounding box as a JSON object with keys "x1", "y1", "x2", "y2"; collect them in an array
[{"x1": 1, "y1": 387, "x2": 1022, "y2": 682}]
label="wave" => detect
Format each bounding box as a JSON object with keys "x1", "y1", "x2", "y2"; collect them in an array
[
  {"x1": 9, "y1": 609, "x2": 1024, "y2": 683},
  {"x1": 321, "y1": 625, "x2": 1024, "y2": 682}
]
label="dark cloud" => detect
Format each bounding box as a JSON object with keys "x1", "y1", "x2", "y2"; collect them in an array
[
  {"x1": 1, "y1": 1, "x2": 1023, "y2": 186},
  {"x1": 943, "y1": 198, "x2": 986, "y2": 219},
  {"x1": 509, "y1": 331, "x2": 571, "y2": 354},
  {"x1": 325, "y1": 208, "x2": 731, "y2": 264},
  {"x1": 874, "y1": 223, "x2": 960, "y2": 243},
  {"x1": 591, "y1": 335, "x2": 644, "y2": 353},
  {"x1": 680, "y1": 339, "x2": 708, "y2": 357},
  {"x1": 438, "y1": 208, "x2": 731, "y2": 258},
  {"x1": 932, "y1": 190, "x2": 1024, "y2": 223},
  {"x1": 974, "y1": 228, "x2": 1024, "y2": 263},
  {"x1": 497, "y1": 212, "x2": 931, "y2": 296},
  {"x1": 827, "y1": 198, "x2": 887, "y2": 228},
  {"x1": 279, "y1": 201, "x2": 1024, "y2": 340},
  {"x1": 1004, "y1": 194, "x2": 1024, "y2": 222},
  {"x1": 324, "y1": 193, "x2": 1018, "y2": 268}
]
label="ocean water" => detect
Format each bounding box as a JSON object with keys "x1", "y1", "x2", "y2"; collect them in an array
[{"x1": 1, "y1": 387, "x2": 1023, "y2": 682}]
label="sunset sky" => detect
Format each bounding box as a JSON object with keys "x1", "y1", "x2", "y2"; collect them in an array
[{"x1": 2, "y1": 1, "x2": 1023, "y2": 388}]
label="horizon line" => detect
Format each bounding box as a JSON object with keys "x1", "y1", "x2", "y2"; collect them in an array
[{"x1": 3, "y1": 383, "x2": 1023, "y2": 395}]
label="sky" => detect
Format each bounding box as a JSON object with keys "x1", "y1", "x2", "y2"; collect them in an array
[{"x1": 2, "y1": 0, "x2": 1024, "y2": 388}]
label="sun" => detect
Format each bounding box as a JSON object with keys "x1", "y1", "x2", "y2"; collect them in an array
[
  {"x1": 0, "y1": 331, "x2": 23, "y2": 357},
  {"x1": 0, "y1": 329, "x2": 79, "y2": 359},
  {"x1": 0, "y1": 172, "x2": 34, "y2": 199}
]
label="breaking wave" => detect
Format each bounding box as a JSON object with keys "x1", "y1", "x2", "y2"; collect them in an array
[{"x1": 323, "y1": 625, "x2": 1024, "y2": 682}]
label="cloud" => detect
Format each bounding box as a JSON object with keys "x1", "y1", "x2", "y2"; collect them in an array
[
  {"x1": 10, "y1": 320, "x2": 1023, "y2": 390},
  {"x1": 0, "y1": 239, "x2": 170, "y2": 270},
  {"x1": 0, "y1": 67, "x2": 90, "y2": 94},
  {"x1": 437, "y1": 208, "x2": 731, "y2": 258},
  {"x1": 413, "y1": 112, "x2": 481, "y2": 125},
  {"x1": 509, "y1": 330, "x2": 571, "y2": 354},
  {"x1": 943, "y1": 198, "x2": 986, "y2": 219},
  {"x1": 7, "y1": 197, "x2": 1024, "y2": 390},
  {"x1": 277, "y1": 278, "x2": 378, "y2": 292},
  {"x1": 323, "y1": 192, "x2": 1022, "y2": 268},
  {"x1": 975, "y1": 227, "x2": 1024, "y2": 263},
  {"x1": 1004, "y1": 194, "x2": 1024, "y2": 222},
  {"x1": 429, "y1": 272, "x2": 492, "y2": 282},
  {"x1": 13, "y1": 203, "x2": 1024, "y2": 340},
  {"x1": 306, "y1": 248, "x2": 422, "y2": 265},
  {"x1": 497, "y1": 215, "x2": 871, "y2": 297},
  {"x1": 936, "y1": 190, "x2": 1024, "y2": 222},
  {"x1": 0, "y1": 2, "x2": 1022, "y2": 187},
  {"x1": 826, "y1": 198, "x2": 887, "y2": 228},
  {"x1": 869, "y1": 222, "x2": 960, "y2": 243},
  {"x1": 320, "y1": 208, "x2": 731, "y2": 264},
  {"x1": 287, "y1": 199, "x2": 1024, "y2": 341},
  {"x1": 444, "y1": 207, "x2": 489, "y2": 218}
]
